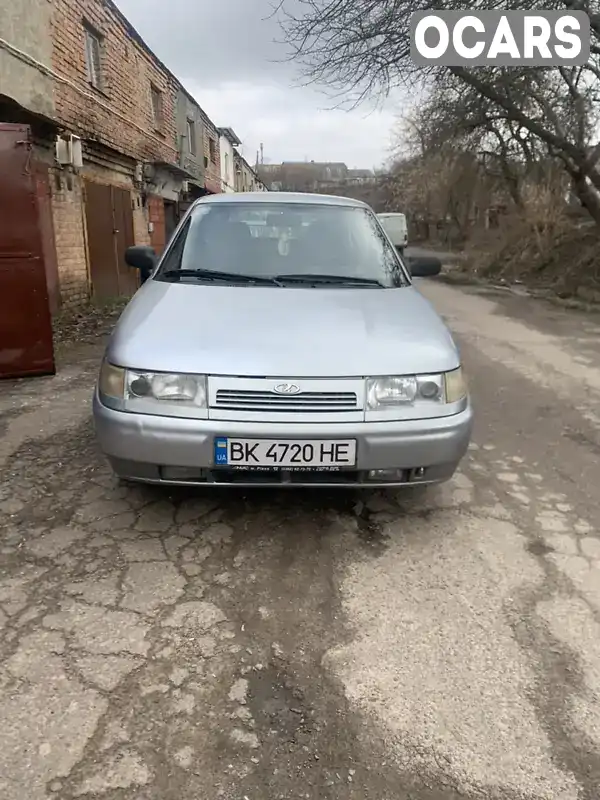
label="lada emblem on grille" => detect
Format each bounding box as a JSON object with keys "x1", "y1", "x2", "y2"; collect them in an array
[{"x1": 273, "y1": 383, "x2": 301, "y2": 395}]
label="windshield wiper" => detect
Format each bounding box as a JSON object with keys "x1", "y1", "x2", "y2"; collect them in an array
[
  {"x1": 275, "y1": 273, "x2": 386, "y2": 287},
  {"x1": 161, "y1": 269, "x2": 282, "y2": 286}
]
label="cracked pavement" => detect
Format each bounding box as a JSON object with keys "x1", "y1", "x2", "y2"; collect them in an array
[{"x1": 1, "y1": 281, "x2": 600, "y2": 799}]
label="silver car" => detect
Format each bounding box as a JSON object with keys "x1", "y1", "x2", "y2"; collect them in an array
[{"x1": 93, "y1": 192, "x2": 473, "y2": 487}]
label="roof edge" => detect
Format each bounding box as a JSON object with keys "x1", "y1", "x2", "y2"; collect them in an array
[{"x1": 105, "y1": 0, "x2": 219, "y2": 136}]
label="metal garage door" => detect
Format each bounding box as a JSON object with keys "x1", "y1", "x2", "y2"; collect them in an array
[
  {"x1": 84, "y1": 180, "x2": 138, "y2": 300},
  {"x1": 0, "y1": 124, "x2": 55, "y2": 379}
]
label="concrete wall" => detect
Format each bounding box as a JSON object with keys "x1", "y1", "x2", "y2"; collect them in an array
[
  {"x1": 0, "y1": 0, "x2": 54, "y2": 118},
  {"x1": 176, "y1": 88, "x2": 205, "y2": 187}
]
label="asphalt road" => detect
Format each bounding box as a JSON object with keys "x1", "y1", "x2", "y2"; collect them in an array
[{"x1": 1, "y1": 278, "x2": 600, "y2": 800}]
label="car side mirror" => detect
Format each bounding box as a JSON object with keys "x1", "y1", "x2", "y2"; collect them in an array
[
  {"x1": 407, "y1": 255, "x2": 442, "y2": 278},
  {"x1": 125, "y1": 245, "x2": 157, "y2": 283}
]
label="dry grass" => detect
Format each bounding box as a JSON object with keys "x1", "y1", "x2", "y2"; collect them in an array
[
  {"x1": 453, "y1": 205, "x2": 600, "y2": 303},
  {"x1": 52, "y1": 297, "x2": 129, "y2": 347}
]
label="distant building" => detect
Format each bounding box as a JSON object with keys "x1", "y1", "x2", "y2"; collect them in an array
[
  {"x1": 234, "y1": 151, "x2": 267, "y2": 192},
  {"x1": 256, "y1": 161, "x2": 374, "y2": 192},
  {"x1": 256, "y1": 161, "x2": 347, "y2": 191}
]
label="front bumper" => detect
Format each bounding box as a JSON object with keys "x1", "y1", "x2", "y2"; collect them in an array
[{"x1": 92, "y1": 393, "x2": 473, "y2": 487}]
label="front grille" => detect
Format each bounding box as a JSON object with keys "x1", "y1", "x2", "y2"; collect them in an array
[
  {"x1": 160, "y1": 467, "x2": 367, "y2": 485},
  {"x1": 210, "y1": 468, "x2": 363, "y2": 484},
  {"x1": 158, "y1": 465, "x2": 417, "y2": 486},
  {"x1": 213, "y1": 389, "x2": 358, "y2": 412}
]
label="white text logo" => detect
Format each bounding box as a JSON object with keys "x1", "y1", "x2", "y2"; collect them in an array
[{"x1": 410, "y1": 11, "x2": 590, "y2": 66}]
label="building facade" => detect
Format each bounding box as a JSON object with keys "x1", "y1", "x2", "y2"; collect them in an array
[
  {"x1": 0, "y1": 0, "x2": 206, "y2": 310},
  {"x1": 234, "y1": 151, "x2": 267, "y2": 192},
  {"x1": 200, "y1": 112, "x2": 222, "y2": 195},
  {"x1": 218, "y1": 127, "x2": 241, "y2": 193},
  {"x1": 48, "y1": 0, "x2": 196, "y2": 302},
  {"x1": 0, "y1": 0, "x2": 265, "y2": 377},
  {"x1": 176, "y1": 87, "x2": 207, "y2": 199}
]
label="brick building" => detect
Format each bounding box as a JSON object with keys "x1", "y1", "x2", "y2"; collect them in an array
[
  {"x1": 0, "y1": 0, "x2": 234, "y2": 316},
  {"x1": 201, "y1": 111, "x2": 222, "y2": 195},
  {"x1": 37, "y1": 0, "x2": 180, "y2": 303}
]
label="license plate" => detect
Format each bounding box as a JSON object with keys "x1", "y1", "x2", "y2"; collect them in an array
[{"x1": 213, "y1": 438, "x2": 357, "y2": 470}]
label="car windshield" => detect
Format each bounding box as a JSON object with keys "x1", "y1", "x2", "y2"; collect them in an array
[{"x1": 154, "y1": 202, "x2": 409, "y2": 288}]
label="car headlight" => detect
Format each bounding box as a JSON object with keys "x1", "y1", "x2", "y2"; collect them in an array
[
  {"x1": 444, "y1": 367, "x2": 467, "y2": 404},
  {"x1": 99, "y1": 360, "x2": 125, "y2": 399},
  {"x1": 366, "y1": 367, "x2": 466, "y2": 409},
  {"x1": 126, "y1": 370, "x2": 206, "y2": 404},
  {"x1": 98, "y1": 361, "x2": 207, "y2": 415}
]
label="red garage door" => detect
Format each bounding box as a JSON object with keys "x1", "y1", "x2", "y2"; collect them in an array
[{"x1": 0, "y1": 124, "x2": 55, "y2": 379}]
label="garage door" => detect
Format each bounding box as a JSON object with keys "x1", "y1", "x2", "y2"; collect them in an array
[
  {"x1": 84, "y1": 180, "x2": 138, "y2": 300},
  {"x1": 0, "y1": 124, "x2": 55, "y2": 379}
]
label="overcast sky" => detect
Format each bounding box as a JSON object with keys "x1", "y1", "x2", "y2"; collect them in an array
[{"x1": 114, "y1": 0, "x2": 400, "y2": 169}]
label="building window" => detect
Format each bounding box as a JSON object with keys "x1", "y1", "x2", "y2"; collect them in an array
[
  {"x1": 150, "y1": 84, "x2": 163, "y2": 129},
  {"x1": 84, "y1": 26, "x2": 102, "y2": 89},
  {"x1": 209, "y1": 137, "x2": 217, "y2": 164},
  {"x1": 187, "y1": 119, "x2": 196, "y2": 155},
  {"x1": 204, "y1": 156, "x2": 208, "y2": 169},
  {"x1": 224, "y1": 152, "x2": 229, "y2": 180}
]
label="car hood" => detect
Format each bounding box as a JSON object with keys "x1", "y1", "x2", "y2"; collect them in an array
[{"x1": 106, "y1": 280, "x2": 460, "y2": 377}]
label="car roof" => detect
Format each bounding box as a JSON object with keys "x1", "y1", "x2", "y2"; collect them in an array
[{"x1": 192, "y1": 192, "x2": 370, "y2": 209}]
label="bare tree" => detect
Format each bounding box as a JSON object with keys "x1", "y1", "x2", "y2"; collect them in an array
[
  {"x1": 402, "y1": 76, "x2": 549, "y2": 210},
  {"x1": 384, "y1": 143, "x2": 495, "y2": 243},
  {"x1": 276, "y1": 0, "x2": 600, "y2": 222}
]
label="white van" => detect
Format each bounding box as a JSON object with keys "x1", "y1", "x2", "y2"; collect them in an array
[{"x1": 377, "y1": 212, "x2": 408, "y2": 255}]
